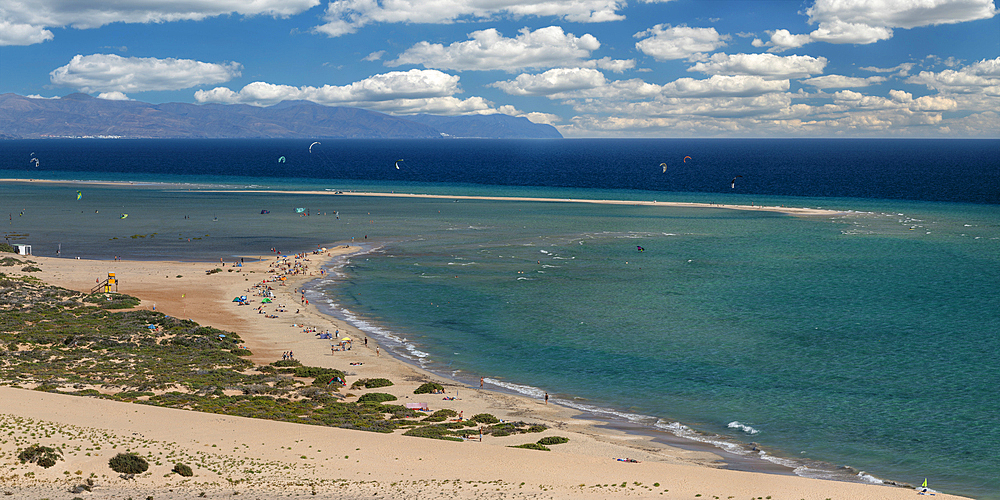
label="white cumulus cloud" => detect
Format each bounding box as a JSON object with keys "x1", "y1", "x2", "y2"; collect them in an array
[
  {"x1": 660, "y1": 75, "x2": 789, "y2": 97},
  {"x1": 861, "y1": 62, "x2": 916, "y2": 76},
  {"x1": 634, "y1": 25, "x2": 729, "y2": 61},
  {"x1": 387, "y1": 26, "x2": 601, "y2": 72},
  {"x1": 97, "y1": 91, "x2": 130, "y2": 100},
  {"x1": 806, "y1": 0, "x2": 997, "y2": 29},
  {"x1": 801, "y1": 75, "x2": 887, "y2": 88},
  {"x1": 0, "y1": 19, "x2": 54, "y2": 46},
  {"x1": 754, "y1": 0, "x2": 997, "y2": 51},
  {"x1": 492, "y1": 68, "x2": 607, "y2": 96},
  {"x1": 314, "y1": 0, "x2": 629, "y2": 37},
  {"x1": 50, "y1": 54, "x2": 242, "y2": 93},
  {"x1": 586, "y1": 57, "x2": 636, "y2": 73},
  {"x1": 194, "y1": 69, "x2": 501, "y2": 115},
  {"x1": 752, "y1": 29, "x2": 812, "y2": 52},
  {"x1": 688, "y1": 53, "x2": 828, "y2": 80},
  {"x1": 906, "y1": 57, "x2": 1000, "y2": 94},
  {"x1": 497, "y1": 72, "x2": 791, "y2": 121},
  {"x1": 0, "y1": 0, "x2": 319, "y2": 46}
]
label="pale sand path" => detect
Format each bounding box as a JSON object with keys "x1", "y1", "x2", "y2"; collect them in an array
[{"x1": 0, "y1": 253, "x2": 963, "y2": 499}]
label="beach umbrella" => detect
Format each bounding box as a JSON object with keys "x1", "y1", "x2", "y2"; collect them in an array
[
  {"x1": 232, "y1": 297, "x2": 241, "y2": 302},
  {"x1": 341, "y1": 337, "x2": 351, "y2": 342},
  {"x1": 262, "y1": 298, "x2": 272, "y2": 303}
]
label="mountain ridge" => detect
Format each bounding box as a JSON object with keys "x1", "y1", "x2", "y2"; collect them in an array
[{"x1": 0, "y1": 94, "x2": 562, "y2": 139}]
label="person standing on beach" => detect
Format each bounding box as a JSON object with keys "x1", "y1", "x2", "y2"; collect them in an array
[
  {"x1": 480, "y1": 377, "x2": 484, "y2": 389},
  {"x1": 376, "y1": 345, "x2": 380, "y2": 357},
  {"x1": 545, "y1": 392, "x2": 548, "y2": 404}
]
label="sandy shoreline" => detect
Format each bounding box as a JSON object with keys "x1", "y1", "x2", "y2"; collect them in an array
[
  {"x1": 0, "y1": 177, "x2": 846, "y2": 216},
  {"x1": 0, "y1": 251, "x2": 963, "y2": 499}
]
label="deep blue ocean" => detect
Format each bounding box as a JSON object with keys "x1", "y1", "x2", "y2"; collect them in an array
[{"x1": 3, "y1": 138, "x2": 998, "y2": 499}]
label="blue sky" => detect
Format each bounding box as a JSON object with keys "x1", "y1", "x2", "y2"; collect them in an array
[{"x1": 1, "y1": 0, "x2": 997, "y2": 137}]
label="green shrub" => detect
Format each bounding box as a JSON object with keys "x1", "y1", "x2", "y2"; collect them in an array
[
  {"x1": 421, "y1": 409, "x2": 457, "y2": 422},
  {"x1": 413, "y1": 382, "x2": 444, "y2": 394},
  {"x1": 0, "y1": 243, "x2": 15, "y2": 254},
  {"x1": 293, "y1": 366, "x2": 343, "y2": 378},
  {"x1": 470, "y1": 413, "x2": 499, "y2": 424},
  {"x1": 356, "y1": 392, "x2": 397, "y2": 403},
  {"x1": 21, "y1": 266, "x2": 41, "y2": 273},
  {"x1": 83, "y1": 293, "x2": 141, "y2": 309},
  {"x1": 108, "y1": 453, "x2": 149, "y2": 474},
  {"x1": 537, "y1": 436, "x2": 569, "y2": 445},
  {"x1": 293, "y1": 366, "x2": 346, "y2": 386},
  {"x1": 231, "y1": 348, "x2": 252, "y2": 356},
  {"x1": 350, "y1": 378, "x2": 393, "y2": 389},
  {"x1": 270, "y1": 359, "x2": 301, "y2": 367},
  {"x1": 510, "y1": 442, "x2": 550, "y2": 451},
  {"x1": 403, "y1": 425, "x2": 463, "y2": 441},
  {"x1": 172, "y1": 463, "x2": 193, "y2": 477},
  {"x1": 17, "y1": 444, "x2": 62, "y2": 468}
]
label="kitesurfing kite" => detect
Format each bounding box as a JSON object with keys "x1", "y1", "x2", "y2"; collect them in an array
[
  {"x1": 731, "y1": 176, "x2": 743, "y2": 189},
  {"x1": 278, "y1": 156, "x2": 286, "y2": 163},
  {"x1": 684, "y1": 156, "x2": 691, "y2": 163},
  {"x1": 30, "y1": 158, "x2": 39, "y2": 167},
  {"x1": 295, "y1": 208, "x2": 305, "y2": 213},
  {"x1": 395, "y1": 159, "x2": 404, "y2": 169},
  {"x1": 660, "y1": 162, "x2": 668, "y2": 173},
  {"x1": 120, "y1": 213, "x2": 128, "y2": 219},
  {"x1": 309, "y1": 142, "x2": 321, "y2": 153},
  {"x1": 76, "y1": 191, "x2": 82, "y2": 200},
  {"x1": 260, "y1": 210, "x2": 270, "y2": 214}
]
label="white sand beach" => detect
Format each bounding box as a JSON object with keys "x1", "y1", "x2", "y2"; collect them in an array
[{"x1": 0, "y1": 251, "x2": 963, "y2": 499}]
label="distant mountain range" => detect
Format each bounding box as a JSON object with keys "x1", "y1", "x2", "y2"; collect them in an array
[{"x1": 0, "y1": 93, "x2": 562, "y2": 140}]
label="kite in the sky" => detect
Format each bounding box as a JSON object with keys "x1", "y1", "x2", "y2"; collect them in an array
[
  {"x1": 660, "y1": 162, "x2": 667, "y2": 173},
  {"x1": 278, "y1": 156, "x2": 286, "y2": 163},
  {"x1": 309, "y1": 142, "x2": 321, "y2": 153},
  {"x1": 731, "y1": 176, "x2": 743, "y2": 189},
  {"x1": 683, "y1": 156, "x2": 691, "y2": 163},
  {"x1": 395, "y1": 159, "x2": 404, "y2": 169},
  {"x1": 76, "y1": 191, "x2": 82, "y2": 200},
  {"x1": 120, "y1": 213, "x2": 128, "y2": 219}
]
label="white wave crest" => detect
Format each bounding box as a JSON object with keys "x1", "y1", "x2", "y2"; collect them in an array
[
  {"x1": 857, "y1": 472, "x2": 884, "y2": 484},
  {"x1": 727, "y1": 421, "x2": 760, "y2": 435},
  {"x1": 483, "y1": 378, "x2": 546, "y2": 399}
]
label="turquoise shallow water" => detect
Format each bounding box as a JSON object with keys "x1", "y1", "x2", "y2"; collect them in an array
[
  {"x1": 308, "y1": 194, "x2": 999, "y2": 498},
  {"x1": 3, "y1": 166, "x2": 998, "y2": 498}
]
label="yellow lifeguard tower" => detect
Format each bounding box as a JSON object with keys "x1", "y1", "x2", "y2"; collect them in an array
[{"x1": 105, "y1": 273, "x2": 116, "y2": 293}]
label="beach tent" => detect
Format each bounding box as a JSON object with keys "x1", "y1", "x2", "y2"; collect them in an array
[
  {"x1": 262, "y1": 298, "x2": 272, "y2": 303},
  {"x1": 232, "y1": 297, "x2": 241, "y2": 302}
]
